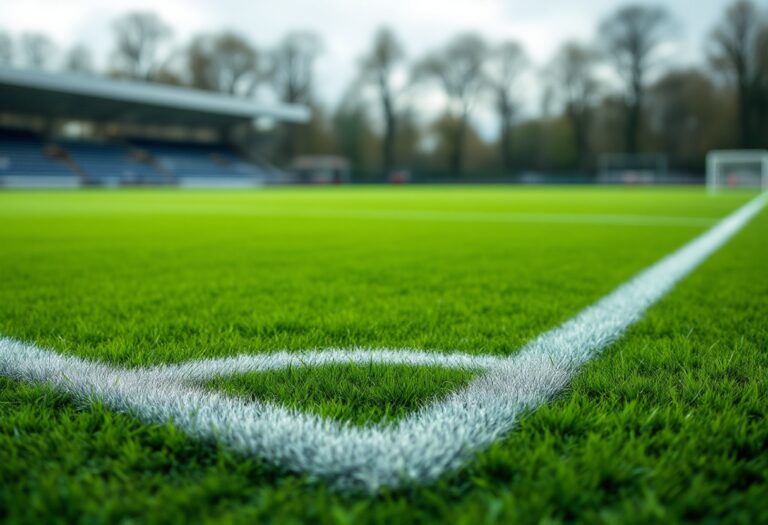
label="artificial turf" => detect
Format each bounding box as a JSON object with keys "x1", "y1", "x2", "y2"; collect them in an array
[{"x1": 0, "y1": 187, "x2": 765, "y2": 523}]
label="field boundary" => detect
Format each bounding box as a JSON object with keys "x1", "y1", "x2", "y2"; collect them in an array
[{"x1": 0, "y1": 193, "x2": 765, "y2": 492}]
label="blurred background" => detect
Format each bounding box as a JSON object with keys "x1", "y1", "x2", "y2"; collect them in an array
[{"x1": 0, "y1": 0, "x2": 766, "y2": 186}]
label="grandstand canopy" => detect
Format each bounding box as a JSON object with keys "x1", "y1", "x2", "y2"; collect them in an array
[{"x1": 0, "y1": 66, "x2": 310, "y2": 127}]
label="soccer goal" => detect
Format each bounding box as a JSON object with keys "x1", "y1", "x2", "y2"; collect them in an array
[{"x1": 706, "y1": 150, "x2": 768, "y2": 193}]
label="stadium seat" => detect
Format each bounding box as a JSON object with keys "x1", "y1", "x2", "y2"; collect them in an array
[
  {"x1": 130, "y1": 139, "x2": 272, "y2": 181},
  {"x1": 0, "y1": 129, "x2": 276, "y2": 187},
  {"x1": 0, "y1": 128, "x2": 77, "y2": 181},
  {"x1": 60, "y1": 140, "x2": 165, "y2": 186}
]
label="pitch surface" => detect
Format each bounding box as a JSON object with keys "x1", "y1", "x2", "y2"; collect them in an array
[{"x1": 0, "y1": 187, "x2": 765, "y2": 523}]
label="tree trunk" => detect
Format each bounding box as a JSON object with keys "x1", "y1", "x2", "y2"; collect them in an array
[
  {"x1": 280, "y1": 85, "x2": 301, "y2": 164},
  {"x1": 737, "y1": 80, "x2": 751, "y2": 148},
  {"x1": 378, "y1": 73, "x2": 397, "y2": 178},
  {"x1": 499, "y1": 116, "x2": 511, "y2": 176},
  {"x1": 281, "y1": 123, "x2": 297, "y2": 164},
  {"x1": 625, "y1": 100, "x2": 640, "y2": 154},
  {"x1": 450, "y1": 117, "x2": 467, "y2": 177},
  {"x1": 625, "y1": 74, "x2": 642, "y2": 154},
  {"x1": 568, "y1": 110, "x2": 588, "y2": 174},
  {"x1": 382, "y1": 110, "x2": 396, "y2": 177},
  {"x1": 577, "y1": 125, "x2": 590, "y2": 174}
]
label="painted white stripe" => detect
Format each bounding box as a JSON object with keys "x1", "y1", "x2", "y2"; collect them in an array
[
  {"x1": 154, "y1": 349, "x2": 504, "y2": 381},
  {"x1": 0, "y1": 193, "x2": 764, "y2": 493}
]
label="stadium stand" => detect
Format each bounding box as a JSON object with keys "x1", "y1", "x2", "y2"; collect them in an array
[
  {"x1": 0, "y1": 128, "x2": 80, "y2": 187},
  {"x1": 129, "y1": 139, "x2": 279, "y2": 187},
  {"x1": 133, "y1": 140, "x2": 234, "y2": 177},
  {"x1": 61, "y1": 140, "x2": 165, "y2": 186},
  {"x1": 0, "y1": 66, "x2": 310, "y2": 187}
]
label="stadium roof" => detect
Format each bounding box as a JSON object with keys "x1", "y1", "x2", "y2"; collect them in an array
[{"x1": 0, "y1": 66, "x2": 310, "y2": 127}]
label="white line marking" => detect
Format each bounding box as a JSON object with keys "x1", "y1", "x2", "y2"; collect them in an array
[
  {"x1": 0, "y1": 194, "x2": 764, "y2": 492},
  {"x1": 154, "y1": 349, "x2": 504, "y2": 381}
]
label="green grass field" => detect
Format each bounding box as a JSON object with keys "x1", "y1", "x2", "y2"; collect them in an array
[{"x1": 0, "y1": 187, "x2": 766, "y2": 524}]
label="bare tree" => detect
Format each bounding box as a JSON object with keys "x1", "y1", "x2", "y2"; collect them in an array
[
  {"x1": 110, "y1": 11, "x2": 172, "y2": 80},
  {"x1": 333, "y1": 91, "x2": 379, "y2": 176},
  {"x1": 186, "y1": 32, "x2": 261, "y2": 95},
  {"x1": 269, "y1": 31, "x2": 322, "y2": 104},
  {"x1": 484, "y1": 41, "x2": 527, "y2": 175},
  {"x1": 269, "y1": 31, "x2": 322, "y2": 161},
  {"x1": 648, "y1": 69, "x2": 721, "y2": 165},
  {"x1": 548, "y1": 42, "x2": 601, "y2": 172},
  {"x1": 414, "y1": 33, "x2": 487, "y2": 176},
  {"x1": 19, "y1": 33, "x2": 56, "y2": 70},
  {"x1": 708, "y1": 0, "x2": 767, "y2": 147},
  {"x1": 756, "y1": 22, "x2": 768, "y2": 144},
  {"x1": 0, "y1": 31, "x2": 12, "y2": 65},
  {"x1": 599, "y1": 4, "x2": 674, "y2": 153},
  {"x1": 359, "y1": 27, "x2": 406, "y2": 176},
  {"x1": 64, "y1": 45, "x2": 94, "y2": 74}
]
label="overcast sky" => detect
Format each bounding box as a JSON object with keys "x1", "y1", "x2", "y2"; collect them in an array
[{"x1": 0, "y1": 0, "x2": 739, "y2": 133}]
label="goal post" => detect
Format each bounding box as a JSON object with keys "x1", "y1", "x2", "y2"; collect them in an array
[{"x1": 706, "y1": 150, "x2": 768, "y2": 193}]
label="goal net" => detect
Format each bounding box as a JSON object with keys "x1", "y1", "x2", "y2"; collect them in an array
[{"x1": 706, "y1": 150, "x2": 768, "y2": 193}]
